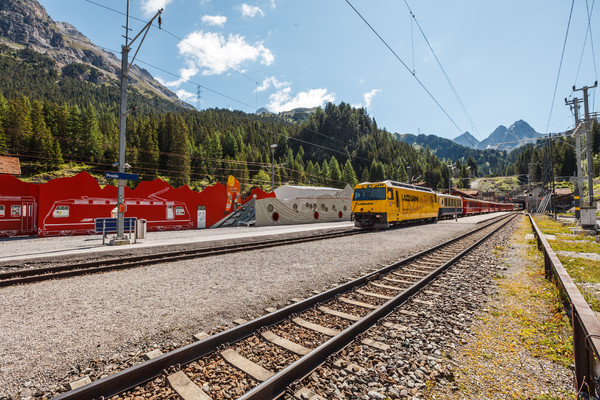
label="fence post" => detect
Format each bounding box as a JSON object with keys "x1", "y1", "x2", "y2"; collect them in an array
[{"x1": 573, "y1": 309, "x2": 593, "y2": 394}]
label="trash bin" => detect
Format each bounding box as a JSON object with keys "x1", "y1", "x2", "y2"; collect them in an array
[{"x1": 136, "y1": 219, "x2": 147, "y2": 239}]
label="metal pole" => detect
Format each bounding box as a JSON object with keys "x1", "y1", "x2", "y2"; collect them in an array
[
  {"x1": 270, "y1": 144, "x2": 277, "y2": 191},
  {"x1": 566, "y1": 98, "x2": 582, "y2": 218},
  {"x1": 116, "y1": 29, "x2": 130, "y2": 241},
  {"x1": 574, "y1": 82, "x2": 598, "y2": 206}
]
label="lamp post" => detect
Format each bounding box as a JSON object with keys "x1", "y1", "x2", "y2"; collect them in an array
[{"x1": 270, "y1": 144, "x2": 278, "y2": 192}]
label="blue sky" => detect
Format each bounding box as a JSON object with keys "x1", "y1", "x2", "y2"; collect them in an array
[{"x1": 38, "y1": 0, "x2": 598, "y2": 142}]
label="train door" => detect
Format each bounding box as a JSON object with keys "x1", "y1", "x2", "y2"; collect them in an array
[
  {"x1": 197, "y1": 206, "x2": 206, "y2": 229},
  {"x1": 167, "y1": 204, "x2": 174, "y2": 220},
  {"x1": 21, "y1": 201, "x2": 36, "y2": 233}
]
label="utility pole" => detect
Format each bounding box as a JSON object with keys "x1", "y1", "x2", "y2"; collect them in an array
[
  {"x1": 112, "y1": 1, "x2": 163, "y2": 245},
  {"x1": 270, "y1": 144, "x2": 278, "y2": 192},
  {"x1": 573, "y1": 82, "x2": 597, "y2": 206},
  {"x1": 573, "y1": 81, "x2": 598, "y2": 229},
  {"x1": 566, "y1": 97, "x2": 582, "y2": 219}
]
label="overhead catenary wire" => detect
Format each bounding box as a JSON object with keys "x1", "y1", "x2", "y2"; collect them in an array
[
  {"x1": 545, "y1": 0, "x2": 575, "y2": 136},
  {"x1": 401, "y1": 0, "x2": 482, "y2": 145},
  {"x1": 344, "y1": 0, "x2": 465, "y2": 137}
]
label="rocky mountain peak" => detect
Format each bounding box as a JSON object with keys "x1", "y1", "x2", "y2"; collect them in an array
[{"x1": 0, "y1": 0, "x2": 191, "y2": 109}]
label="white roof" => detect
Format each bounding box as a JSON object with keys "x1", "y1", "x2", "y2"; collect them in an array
[{"x1": 274, "y1": 184, "x2": 353, "y2": 200}]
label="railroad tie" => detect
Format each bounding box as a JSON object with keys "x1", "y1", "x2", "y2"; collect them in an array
[
  {"x1": 382, "y1": 276, "x2": 412, "y2": 285},
  {"x1": 292, "y1": 318, "x2": 389, "y2": 351},
  {"x1": 143, "y1": 349, "x2": 163, "y2": 360},
  {"x1": 318, "y1": 306, "x2": 361, "y2": 321},
  {"x1": 193, "y1": 332, "x2": 210, "y2": 342},
  {"x1": 356, "y1": 289, "x2": 393, "y2": 300},
  {"x1": 220, "y1": 348, "x2": 275, "y2": 382},
  {"x1": 382, "y1": 322, "x2": 408, "y2": 331},
  {"x1": 293, "y1": 317, "x2": 340, "y2": 336},
  {"x1": 413, "y1": 299, "x2": 434, "y2": 306},
  {"x1": 392, "y1": 272, "x2": 422, "y2": 280},
  {"x1": 167, "y1": 371, "x2": 212, "y2": 400},
  {"x1": 261, "y1": 331, "x2": 312, "y2": 356},
  {"x1": 370, "y1": 282, "x2": 403, "y2": 291},
  {"x1": 339, "y1": 297, "x2": 378, "y2": 310}
]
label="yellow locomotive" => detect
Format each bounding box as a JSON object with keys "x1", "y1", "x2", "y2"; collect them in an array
[{"x1": 351, "y1": 180, "x2": 439, "y2": 228}]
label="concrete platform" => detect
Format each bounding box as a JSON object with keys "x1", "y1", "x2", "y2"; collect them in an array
[{"x1": 0, "y1": 212, "x2": 511, "y2": 265}]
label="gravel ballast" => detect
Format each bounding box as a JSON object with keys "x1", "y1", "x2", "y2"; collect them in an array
[{"x1": 0, "y1": 220, "x2": 477, "y2": 397}]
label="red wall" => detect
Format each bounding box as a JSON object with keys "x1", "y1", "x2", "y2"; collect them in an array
[{"x1": 0, "y1": 172, "x2": 274, "y2": 237}]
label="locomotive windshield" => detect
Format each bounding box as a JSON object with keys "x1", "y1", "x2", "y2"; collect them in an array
[{"x1": 353, "y1": 187, "x2": 386, "y2": 201}]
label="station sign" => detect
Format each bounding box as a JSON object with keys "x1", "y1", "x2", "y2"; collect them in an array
[{"x1": 105, "y1": 171, "x2": 139, "y2": 181}]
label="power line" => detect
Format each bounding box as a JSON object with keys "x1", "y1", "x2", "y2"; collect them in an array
[
  {"x1": 545, "y1": 0, "x2": 575, "y2": 135},
  {"x1": 401, "y1": 0, "x2": 482, "y2": 144},
  {"x1": 344, "y1": 0, "x2": 465, "y2": 136}
]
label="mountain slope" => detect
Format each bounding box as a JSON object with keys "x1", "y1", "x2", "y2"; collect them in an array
[
  {"x1": 0, "y1": 0, "x2": 191, "y2": 109},
  {"x1": 453, "y1": 131, "x2": 479, "y2": 148},
  {"x1": 475, "y1": 120, "x2": 543, "y2": 150}
]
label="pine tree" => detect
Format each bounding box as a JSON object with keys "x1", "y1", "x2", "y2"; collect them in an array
[
  {"x1": 30, "y1": 100, "x2": 62, "y2": 171},
  {"x1": 79, "y1": 104, "x2": 102, "y2": 162},
  {"x1": 329, "y1": 156, "x2": 342, "y2": 186},
  {"x1": 7, "y1": 96, "x2": 33, "y2": 153},
  {"x1": 139, "y1": 119, "x2": 159, "y2": 180},
  {"x1": 0, "y1": 94, "x2": 8, "y2": 152},
  {"x1": 165, "y1": 113, "x2": 191, "y2": 187},
  {"x1": 341, "y1": 159, "x2": 358, "y2": 187}
]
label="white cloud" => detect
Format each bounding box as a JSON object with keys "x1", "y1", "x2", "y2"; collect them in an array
[
  {"x1": 177, "y1": 31, "x2": 274, "y2": 76},
  {"x1": 162, "y1": 65, "x2": 199, "y2": 88},
  {"x1": 270, "y1": 0, "x2": 277, "y2": 8},
  {"x1": 363, "y1": 89, "x2": 381, "y2": 108},
  {"x1": 266, "y1": 87, "x2": 335, "y2": 113},
  {"x1": 352, "y1": 89, "x2": 381, "y2": 109},
  {"x1": 256, "y1": 76, "x2": 290, "y2": 92},
  {"x1": 176, "y1": 89, "x2": 197, "y2": 103},
  {"x1": 240, "y1": 4, "x2": 264, "y2": 17},
  {"x1": 202, "y1": 15, "x2": 227, "y2": 27},
  {"x1": 140, "y1": 0, "x2": 172, "y2": 17}
]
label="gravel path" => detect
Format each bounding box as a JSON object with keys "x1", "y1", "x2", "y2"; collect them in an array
[{"x1": 0, "y1": 220, "x2": 474, "y2": 398}]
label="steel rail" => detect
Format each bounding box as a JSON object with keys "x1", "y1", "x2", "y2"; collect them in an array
[
  {"x1": 529, "y1": 215, "x2": 600, "y2": 395},
  {"x1": 53, "y1": 213, "x2": 515, "y2": 400},
  {"x1": 239, "y1": 213, "x2": 517, "y2": 399},
  {"x1": 0, "y1": 229, "x2": 364, "y2": 287}
]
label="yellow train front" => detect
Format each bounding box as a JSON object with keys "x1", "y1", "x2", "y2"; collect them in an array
[{"x1": 351, "y1": 181, "x2": 439, "y2": 229}]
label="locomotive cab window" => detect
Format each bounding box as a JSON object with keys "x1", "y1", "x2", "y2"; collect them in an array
[
  {"x1": 353, "y1": 187, "x2": 386, "y2": 201},
  {"x1": 0, "y1": 205, "x2": 4, "y2": 217},
  {"x1": 53, "y1": 205, "x2": 69, "y2": 218}
]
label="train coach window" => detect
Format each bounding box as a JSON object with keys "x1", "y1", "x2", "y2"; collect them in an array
[
  {"x1": 353, "y1": 187, "x2": 386, "y2": 201},
  {"x1": 0, "y1": 205, "x2": 4, "y2": 217},
  {"x1": 175, "y1": 206, "x2": 185, "y2": 216},
  {"x1": 11, "y1": 205, "x2": 21, "y2": 217},
  {"x1": 53, "y1": 205, "x2": 69, "y2": 218}
]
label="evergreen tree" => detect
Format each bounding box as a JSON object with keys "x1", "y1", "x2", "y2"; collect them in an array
[
  {"x1": 341, "y1": 159, "x2": 358, "y2": 187},
  {"x1": 329, "y1": 156, "x2": 342, "y2": 186},
  {"x1": 321, "y1": 160, "x2": 330, "y2": 185},
  {"x1": 7, "y1": 96, "x2": 32, "y2": 153},
  {"x1": 139, "y1": 119, "x2": 160, "y2": 180},
  {"x1": 30, "y1": 100, "x2": 62, "y2": 171},
  {"x1": 79, "y1": 104, "x2": 102, "y2": 162},
  {"x1": 164, "y1": 113, "x2": 191, "y2": 187},
  {"x1": 0, "y1": 94, "x2": 8, "y2": 152}
]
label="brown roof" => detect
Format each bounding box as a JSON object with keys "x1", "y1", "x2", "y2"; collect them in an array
[{"x1": 0, "y1": 156, "x2": 21, "y2": 175}]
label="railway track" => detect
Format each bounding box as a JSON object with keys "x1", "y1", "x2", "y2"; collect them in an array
[
  {"x1": 0, "y1": 229, "x2": 366, "y2": 287},
  {"x1": 54, "y1": 212, "x2": 517, "y2": 400}
]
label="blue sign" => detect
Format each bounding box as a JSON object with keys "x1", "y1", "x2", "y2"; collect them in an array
[{"x1": 105, "y1": 171, "x2": 139, "y2": 181}]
